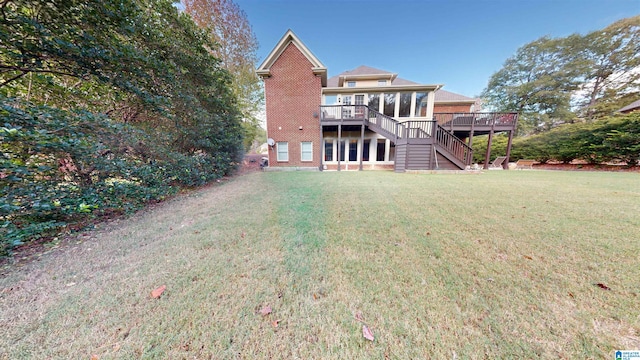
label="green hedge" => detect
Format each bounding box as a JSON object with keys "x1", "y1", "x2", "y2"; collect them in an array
[
  {"x1": 472, "y1": 113, "x2": 640, "y2": 165},
  {"x1": 1, "y1": 98, "x2": 237, "y2": 256}
]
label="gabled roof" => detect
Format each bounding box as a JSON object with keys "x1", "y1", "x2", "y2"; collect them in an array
[
  {"x1": 256, "y1": 29, "x2": 327, "y2": 86},
  {"x1": 392, "y1": 77, "x2": 419, "y2": 86},
  {"x1": 434, "y1": 89, "x2": 476, "y2": 103},
  {"x1": 327, "y1": 65, "x2": 397, "y2": 87},
  {"x1": 337, "y1": 65, "x2": 393, "y2": 76},
  {"x1": 618, "y1": 99, "x2": 640, "y2": 113}
]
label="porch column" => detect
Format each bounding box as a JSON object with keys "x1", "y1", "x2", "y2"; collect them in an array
[
  {"x1": 319, "y1": 124, "x2": 323, "y2": 171},
  {"x1": 337, "y1": 124, "x2": 342, "y2": 171},
  {"x1": 359, "y1": 124, "x2": 365, "y2": 171},
  {"x1": 384, "y1": 139, "x2": 390, "y2": 162},
  {"x1": 504, "y1": 129, "x2": 515, "y2": 170}
]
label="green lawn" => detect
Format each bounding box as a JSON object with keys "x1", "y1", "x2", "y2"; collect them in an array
[{"x1": 1, "y1": 170, "x2": 639, "y2": 359}]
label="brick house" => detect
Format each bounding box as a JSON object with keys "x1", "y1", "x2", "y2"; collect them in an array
[{"x1": 257, "y1": 30, "x2": 517, "y2": 171}]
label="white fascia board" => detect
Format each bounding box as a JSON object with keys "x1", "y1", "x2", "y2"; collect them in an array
[
  {"x1": 322, "y1": 84, "x2": 443, "y2": 94},
  {"x1": 256, "y1": 29, "x2": 327, "y2": 85}
]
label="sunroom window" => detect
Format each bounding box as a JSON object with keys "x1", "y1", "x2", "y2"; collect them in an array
[
  {"x1": 398, "y1": 92, "x2": 412, "y2": 117},
  {"x1": 415, "y1": 92, "x2": 428, "y2": 117}
]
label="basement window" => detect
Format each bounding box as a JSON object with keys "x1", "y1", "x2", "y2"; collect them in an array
[
  {"x1": 301, "y1": 142, "x2": 312, "y2": 162},
  {"x1": 276, "y1": 142, "x2": 288, "y2": 162}
]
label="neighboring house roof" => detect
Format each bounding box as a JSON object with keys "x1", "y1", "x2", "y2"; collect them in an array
[
  {"x1": 618, "y1": 99, "x2": 640, "y2": 113},
  {"x1": 256, "y1": 29, "x2": 327, "y2": 86}
]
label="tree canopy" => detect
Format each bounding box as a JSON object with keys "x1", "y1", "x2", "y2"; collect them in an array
[
  {"x1": 482, "y1": 15, "x2": 640, "y2": 134},
  {"x1": 182, "y1": 0, "x2": 264, "y2": 150}
]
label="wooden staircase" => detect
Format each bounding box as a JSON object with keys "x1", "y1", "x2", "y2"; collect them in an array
[{"x1": 320, "y1": 105, "x2": 474, "y2": 171}]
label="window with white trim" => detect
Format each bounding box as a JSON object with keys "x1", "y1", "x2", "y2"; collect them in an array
[
  {"x1": 347, "y1": 81, "x2": 356, "y2": 87},
  {"x1": 276, "y1": 142, "x2": 288, "y2": 161},
  {"x1": 378, "y1": 80, "x2": 387, "y2": 86},
  {"x1": 301, "y1": 142, "x2": 312, "y2": 162}
]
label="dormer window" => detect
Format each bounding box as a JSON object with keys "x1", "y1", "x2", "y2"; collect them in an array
[
  {"x1": 378, "y1": 80, "x2": 387, "y2": 86},
  {"x1": 347, "y1": 81, "x2": 356, "y2": 87}
]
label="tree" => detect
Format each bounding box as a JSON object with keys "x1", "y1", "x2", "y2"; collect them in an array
[
  {"x1": 182, "y1": 0, "x2": 263, "y2": 150},
  {"x1": 572, "y1": 16, "x2": 640, "y2": 120},
  {"x1": 481, "y1": 36, "x2": 579, "y2": 134},
  {"x1": 482, "y1": 15, "x2": 640, "y2": 133},
  {"x1": 1, "y1": 0, "x2": 247, "y2": 252},
  {"x1": 0, "y1": 0, "x2": 245, "y2": 160}
]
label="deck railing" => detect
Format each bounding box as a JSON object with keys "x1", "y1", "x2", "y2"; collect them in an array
[
  {"x1": 433, "y1": 112, "x2": 518, "y2": 127},
  {"x1": 401, "y1": 120, "x2": 434, "y2": 139},
  {"x1": 320, "y1": 105, "x2": 368, "y2": 121}
]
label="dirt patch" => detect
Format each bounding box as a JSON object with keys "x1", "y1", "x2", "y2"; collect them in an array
[{"x1": 237, "y1": 153, "x2": 267, "y2": 175}]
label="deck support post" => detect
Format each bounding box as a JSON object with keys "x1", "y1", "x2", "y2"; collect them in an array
[
  {"x1": 337, "y1": 123, "x2": 342, "y2": 171},
  {"x1": 359, "y1": 123, "x2": 365, "y2": 171},
  {"x1": 504, "y1": 129, "x2": 515, "y2": 170},
  {"x1": 483, "y1": 129, "x2": 494, "y2": 169},
  {"x1": 468, "y1": 116, "x2": 476, "y2": 149}
]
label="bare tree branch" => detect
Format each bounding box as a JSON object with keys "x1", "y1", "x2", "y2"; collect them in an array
[{"x1": 0, "y1": 71, "x2": 27, "y2": 87}]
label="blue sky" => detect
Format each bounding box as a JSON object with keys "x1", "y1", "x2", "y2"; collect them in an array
[{"x1": 236, "y1": 0, "x2": 640, "y2": 97}]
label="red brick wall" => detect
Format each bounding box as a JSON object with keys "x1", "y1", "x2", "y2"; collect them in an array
[
  {"x1": 434, "y1": 104, "x2": 473, "y2": 113},
  {"x1": 263, "y1": 43, "x2": 322, "y2": 167}
]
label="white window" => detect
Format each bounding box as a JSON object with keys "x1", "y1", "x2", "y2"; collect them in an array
[
  {"x1": 301, "y1": 142, "x2": 312, "y2": 162},
  {"x1": 378, "y1": 80, "x2": 387, "y2": 86},
  {"x1": 347, "y1": 81, "x2": 356, "y2": 87},
  {"x1": 276, "y1": 142, "x2": 288, "y2": 162}
]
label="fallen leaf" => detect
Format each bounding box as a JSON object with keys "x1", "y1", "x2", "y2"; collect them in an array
[
  {"x1": 91, "y1": 355, "x2": 99, "y2": 360},
  {"x1": 426, "y1": 232, "x2": 431, "y2": 236},
  {"x1": 568, "y1": 292, "x2": 574, "y2": 298},
  {"x1": 354, "y1": 311, "x2": 364, "y2": 322},
  {"x1": 523, "y1": 255, "x2": 533, "y2": 260},
  {"x1": 241, "y1": 232, "x2": 246, "y2": 238},
  {"x1": 313, "y1": 293, "x2": 318, "y2": 300},
  {"x1": 363, "y1": 325, "x2": 374, "y2": 341},
  {"x1": 259, "y1": 305, "x2": 272, "y2": 316},
  {"x1": 272, "y1": 319, "x2": 280, "y2": 328},
  {"x1": 151, "y1": 285, "x2": 166, "y2": 299},
  {"x1": 595, "y1": 283, "x2": 611, "y2": 291}
]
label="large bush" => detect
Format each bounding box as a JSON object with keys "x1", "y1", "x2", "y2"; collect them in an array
[
  {"x1": 0, "y1": 97, "x2": 238, "y2": 255},
  {"x1": 0, "y1": 0, "x2": 246, "y2": 256},
  {"x1": 472, "y1": 113, "x2": 640, "y2": 165}
]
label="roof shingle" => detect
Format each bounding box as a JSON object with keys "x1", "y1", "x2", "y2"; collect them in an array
[{"x1": 618, "y1": 99, "x2": 640, "y2": 113}]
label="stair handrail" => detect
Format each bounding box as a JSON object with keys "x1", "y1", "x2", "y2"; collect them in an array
[
  {"x1": 435, "y1": 124, "x2": 473, "y2": 166},
  {"x1": 365, "y1": 106, "x2": 405, "y2": 141}
]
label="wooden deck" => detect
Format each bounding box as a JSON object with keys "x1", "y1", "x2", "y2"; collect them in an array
[{"x1": 319, "y1": 105, "x2": 518, "y2": 171}]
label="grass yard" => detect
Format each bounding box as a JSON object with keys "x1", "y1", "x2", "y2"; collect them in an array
[{"x1": 1, "y1": 170, "x2": 639, "y2": 359}]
